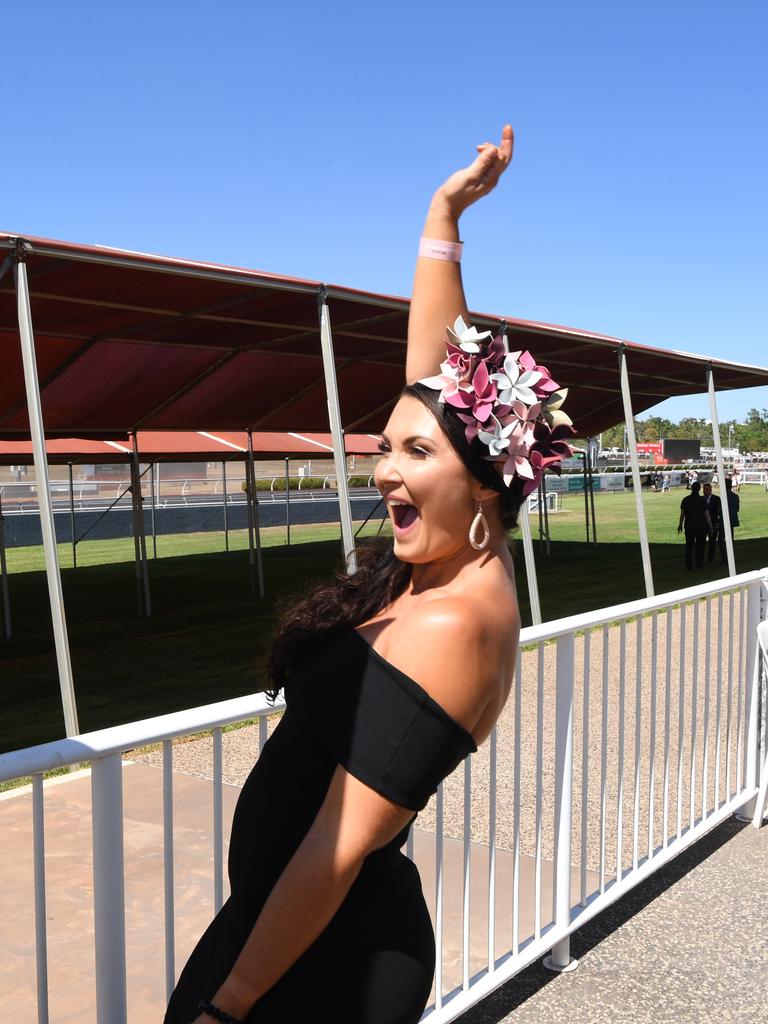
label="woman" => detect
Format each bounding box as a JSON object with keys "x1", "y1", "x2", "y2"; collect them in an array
[{"x1": 166, "y1": 124, "x2": 572, "y2": 1024}]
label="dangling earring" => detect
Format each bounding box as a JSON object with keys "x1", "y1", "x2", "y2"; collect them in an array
[{"x1": 469, "y1": 502, "x2": 490, "y2": 551}]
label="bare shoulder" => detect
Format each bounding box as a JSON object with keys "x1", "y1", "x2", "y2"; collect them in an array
[{"x1": 382, "y1": 592, "x2": 519, "y2": 736}]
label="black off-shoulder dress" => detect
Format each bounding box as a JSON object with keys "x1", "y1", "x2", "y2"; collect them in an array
[{"x1": 164, "y1": 626, "x2": 476, "y2": 1024}]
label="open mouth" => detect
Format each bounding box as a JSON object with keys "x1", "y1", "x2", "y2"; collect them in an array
[{"x1": 389, "y1": 501, "x2": 419, "y2": 534}]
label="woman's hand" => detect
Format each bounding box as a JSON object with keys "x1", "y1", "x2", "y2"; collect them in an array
[
  {"x1": 406, "y1": 123, "x2": 514, "y2": 383},
  {"x1": 430, "y1": 124, "x2": 514, "y2": 222}
]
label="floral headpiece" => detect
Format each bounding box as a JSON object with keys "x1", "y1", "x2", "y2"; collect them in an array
[{"x1": 418, "y1": 316, "x2": 575, "y2": 496}]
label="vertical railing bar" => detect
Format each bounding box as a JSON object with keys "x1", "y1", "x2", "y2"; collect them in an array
[
  {"x1": 714, "y1": 593, "x2": 724, "y2": 810},
  {"x1": 534, "y1": 644, "x2": 544, "y2": 937},
  {"x1": 213, "y1": 727, "x2": 224, "y2": 913},
  {"x1": 91, "y1": 754, "x2": 127, "y2": 1024},
  {"x1": 702, "y1": 598, "x2": 712, "y2": 818},
  {"x1": 741, "y1": 580, "x2": 762, "y2": 819},
  {"x1": 662, "y1": 608, "x2": 672, "y2": 849},
  {"x1": 32, "y1": 773, "x2": 49, "y2": 1024},
  {"x1": 725, "y1": 591, "x2": 735, "y2": 800},
  {"x1": 435, "y1": 782, "x2": 445, "y2": 1009},
  {"x1": 648, "y1": 612, "x2": 658, "y2": 861},
  {"x1": 462, "y1": 756, "x2": 471, "y2": 990},
  {"x1": 689, "y1": 601, "x2": 700, "y2": 829},
  {"x1": 512, "y1": 650, "x2": 522, "y2": 956},
  {"x1": 487, "y1": 726, "x2": 497, "y2": 972},
  {"x1": 632, "y1": 617, "x2": 643, "y2": 871},
  {"x1": 162, "y1": 740, "x2": 176, "y2": 1001},
  {"x1": 544, "y1": 631, "x2": 576, "y2": 971},
  {"x1": 259, "y1": 714, "x2": 268, "y2": 754},
  {"x1": 616, "y1": 621, "x2": 626, "y2": 885},
  {"x1": 599, "y1": 625, "x2": 609, "y2": 894},
  {"x1": 676, "y1": 603, "x2": 687, "y2": 839},
  {"x1": 580, "y1": 630, "x2": 590, "y2": 908},
  {"x1": 736, "y1": 586, "x2": 746, "y2": 792}
]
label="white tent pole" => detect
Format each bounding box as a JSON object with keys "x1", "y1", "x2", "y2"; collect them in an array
[
  {"x1": 14, "y1": 253, "x2": 79, "y2": 736},
  {"x1": 130, "y1": 433, "x2": 151, "y2": 616},
  {"x1": 128, "y1": 454, "x2": 143, "y2": 613},
  {"x1": 318, "y1": 287, "x2": 357, "y2": 573},
  {"x1": 243, "y1": 455, "x2": 256, "y2": 596},
  {"x1": 706, "y1": 367, "x2": 736, "y2": 576},
  {"x1": 149, "y1": 462, "x2": 157, "y2": 559},
  {"x1": 247, "y1": 431, "x2": 265, "y2": 599},
  {"x1": 0, "y1": 494, "x2": 11, "y2": 639},
  {"x1": 519, "y1": 506, "x2": 542, "y2": 625},
  {"x1": 618, "y1": 346, "x2": 654, "y2": 598},
  {"x1": 68, "y1": 463, "x2": 77, "y2": 568},
  {"x1": 222, "y1": 461, "x2": 229, "y2": 552}
]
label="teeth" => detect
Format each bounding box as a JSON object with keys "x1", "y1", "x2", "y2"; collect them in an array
[{"x1": 388, "y1": 500, "x2": 411, "y2": 506}]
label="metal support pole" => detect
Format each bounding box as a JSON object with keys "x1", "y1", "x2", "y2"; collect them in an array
[
  {"x1": 541, "y1": 475, "x2": 551, "y2": 555},
  {"x1": 540, "y1": 477, "x2": 548, "y2": 552},
  {"x1": 14, "y1": 254, "x2": 79, "y2": 736},
  {"x1": 318, "y1": 287, "x2": 357, "y2": 572},
  {"x1": 68, "y1": 463, "x2": 77, "y2": 568},
  {"x1": 222, "y1": 461, "x2": 229, "y2": 552},
  {"x1": 0, "y1": 495, "x2": 11, "y2": 639},
  {"x1": 588, "y1": 443, "x2": 598, "y2": 544},
  {"x1": 130, "y1": 434, "x2": 151, "y2": 616},
  {"x1": 246, "y1": 432, "x2": 265, "y2": 599},
  {"x1": 285, "y1": 457, "x2": 291, "y2": 546},
  {"x1": 128, "y1": 459, "x2": 143, "y2": 615},
  {"x1": 91, "y1": 755, "x2": 127, "y2": 1024},
  {"x1": 618, "y1": 347, "x2": 654, "y2": 598},
  {"x1": 543, "y1": 632, "x2": 578, "y2": 973},
  {"x1": 582, "y1": 452, "x2": 591, "y2": 544},
  {"x1": 706, "y1": 367, "x2": 736, "y2": 576},
  {"x1": 519, "y1": 506, "x2": 542, "y2": 625},
  {"x1": 737, "y1": 580, "x2": 763, "y2": 821},
  {"x1": 149, "y1": 462, "x2": 157, "y2": 559}
]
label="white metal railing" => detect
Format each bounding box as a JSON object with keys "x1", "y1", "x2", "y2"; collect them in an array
[{"x1": 1, "y1": 571, "x2": 766, "y2": 1024}]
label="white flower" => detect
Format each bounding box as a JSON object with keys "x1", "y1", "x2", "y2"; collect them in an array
[
  {"x1": 446, "y1": 315, "x2": 493, "y2": 354},
  {"x1": 477, "y1": 414, "x2": 516, "y2": 457},
  {"x1": 489, "y1": 353, "x2": 543, "y2": 406}
]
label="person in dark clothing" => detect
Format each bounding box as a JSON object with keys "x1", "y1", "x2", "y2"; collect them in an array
[
  {"x1": 724, "y1": 477, "x2": 740, "y2": 535},
  {"x1": 677, "y1": 481, "x2": 712, "y2": 569},
  {"x1": 702, "y1": 482, "x2": 725, "y2": 564}
]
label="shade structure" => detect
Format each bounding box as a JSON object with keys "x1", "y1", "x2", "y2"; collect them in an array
[
  {"x1": 0, "y1": 430, "x2": 381, "y2": 465},
  {"x1": 3, "y1": 233, "x2": 768, "y2": 442}
]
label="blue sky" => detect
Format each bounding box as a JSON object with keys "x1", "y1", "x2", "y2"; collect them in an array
[{"x1": 4, "y1": 0, "x2": 766, "y2": 425}]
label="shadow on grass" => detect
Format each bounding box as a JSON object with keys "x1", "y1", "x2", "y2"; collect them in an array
[{"x1": 1, "y1": 537, "x2": 765, "y2": 751}]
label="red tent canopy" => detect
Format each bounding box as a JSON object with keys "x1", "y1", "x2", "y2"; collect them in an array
[
  {"x1": 0, "y1": 430, "x2": 381, "y2": 465},
  {"x1": 2, "y1": 232, "x2": 768, "y2": 439}
]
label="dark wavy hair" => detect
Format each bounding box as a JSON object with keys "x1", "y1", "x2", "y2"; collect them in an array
[{"x1": 265, "y1": 382, "x2": 525, "y2": 698}]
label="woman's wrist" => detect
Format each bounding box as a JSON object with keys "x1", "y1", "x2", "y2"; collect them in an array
[
  {"x1": 210, "y1": 974, "x2": 256, "y2": 1021},
  {"x1": 424, "y1": 190, "x2": 461, "y2": 240}
]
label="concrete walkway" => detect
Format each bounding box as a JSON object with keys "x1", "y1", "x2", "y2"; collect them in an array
[
  {"x1": 2, "y1": 762, "x2": 765, "y2": 1023},
  {"x1": 459, "y1": 816, "x2": 768, "y2": 1024}
]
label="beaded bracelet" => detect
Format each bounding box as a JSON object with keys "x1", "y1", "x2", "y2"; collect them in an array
[{"x1": 197, "y1": 997, "x2": 243, "y2": 1024}]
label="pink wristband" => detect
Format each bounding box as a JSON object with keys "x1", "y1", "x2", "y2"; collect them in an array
[{"x1": 418, "y1": 237, "x2": 463, "y2": 262}]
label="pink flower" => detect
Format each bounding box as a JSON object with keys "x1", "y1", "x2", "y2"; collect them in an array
[{"x1": 519, "y1": 350, "x2": 560, "y2": 398}]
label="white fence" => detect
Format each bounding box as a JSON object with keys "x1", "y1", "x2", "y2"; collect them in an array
[{"x1": 1, "y1": 571, "x2": 767, "y2": 1023}]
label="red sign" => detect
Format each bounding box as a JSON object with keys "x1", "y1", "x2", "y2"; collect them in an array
[{"x1": 636, "y1": 442, "x2": 668, "y2": 464}]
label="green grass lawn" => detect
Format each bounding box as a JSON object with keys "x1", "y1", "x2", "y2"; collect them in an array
[{"x1": 1, "y1": 489, "x2": 766, "y2": 753}]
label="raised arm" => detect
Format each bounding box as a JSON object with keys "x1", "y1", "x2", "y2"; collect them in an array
[{"x1": 406, "y1": 125, "x2": 514, "y2": 384}]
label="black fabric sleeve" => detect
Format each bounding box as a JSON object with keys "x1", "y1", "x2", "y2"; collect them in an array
[{"x1": 285, "y1": 628, "x2": 477, "y2": 812}]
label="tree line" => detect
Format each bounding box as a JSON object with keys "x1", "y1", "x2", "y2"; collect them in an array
[{"x1": 592, "y1": 408, "x2": 768, "y2": 453}]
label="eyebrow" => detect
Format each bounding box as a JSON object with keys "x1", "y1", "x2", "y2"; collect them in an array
[{"x1": 378, "y1": 433, "x2": 436, "y2": 446}]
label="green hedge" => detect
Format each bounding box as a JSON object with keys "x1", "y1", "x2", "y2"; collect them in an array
[{"x1": 241, "y1": 475, "x2": 374, "y2": 492}]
